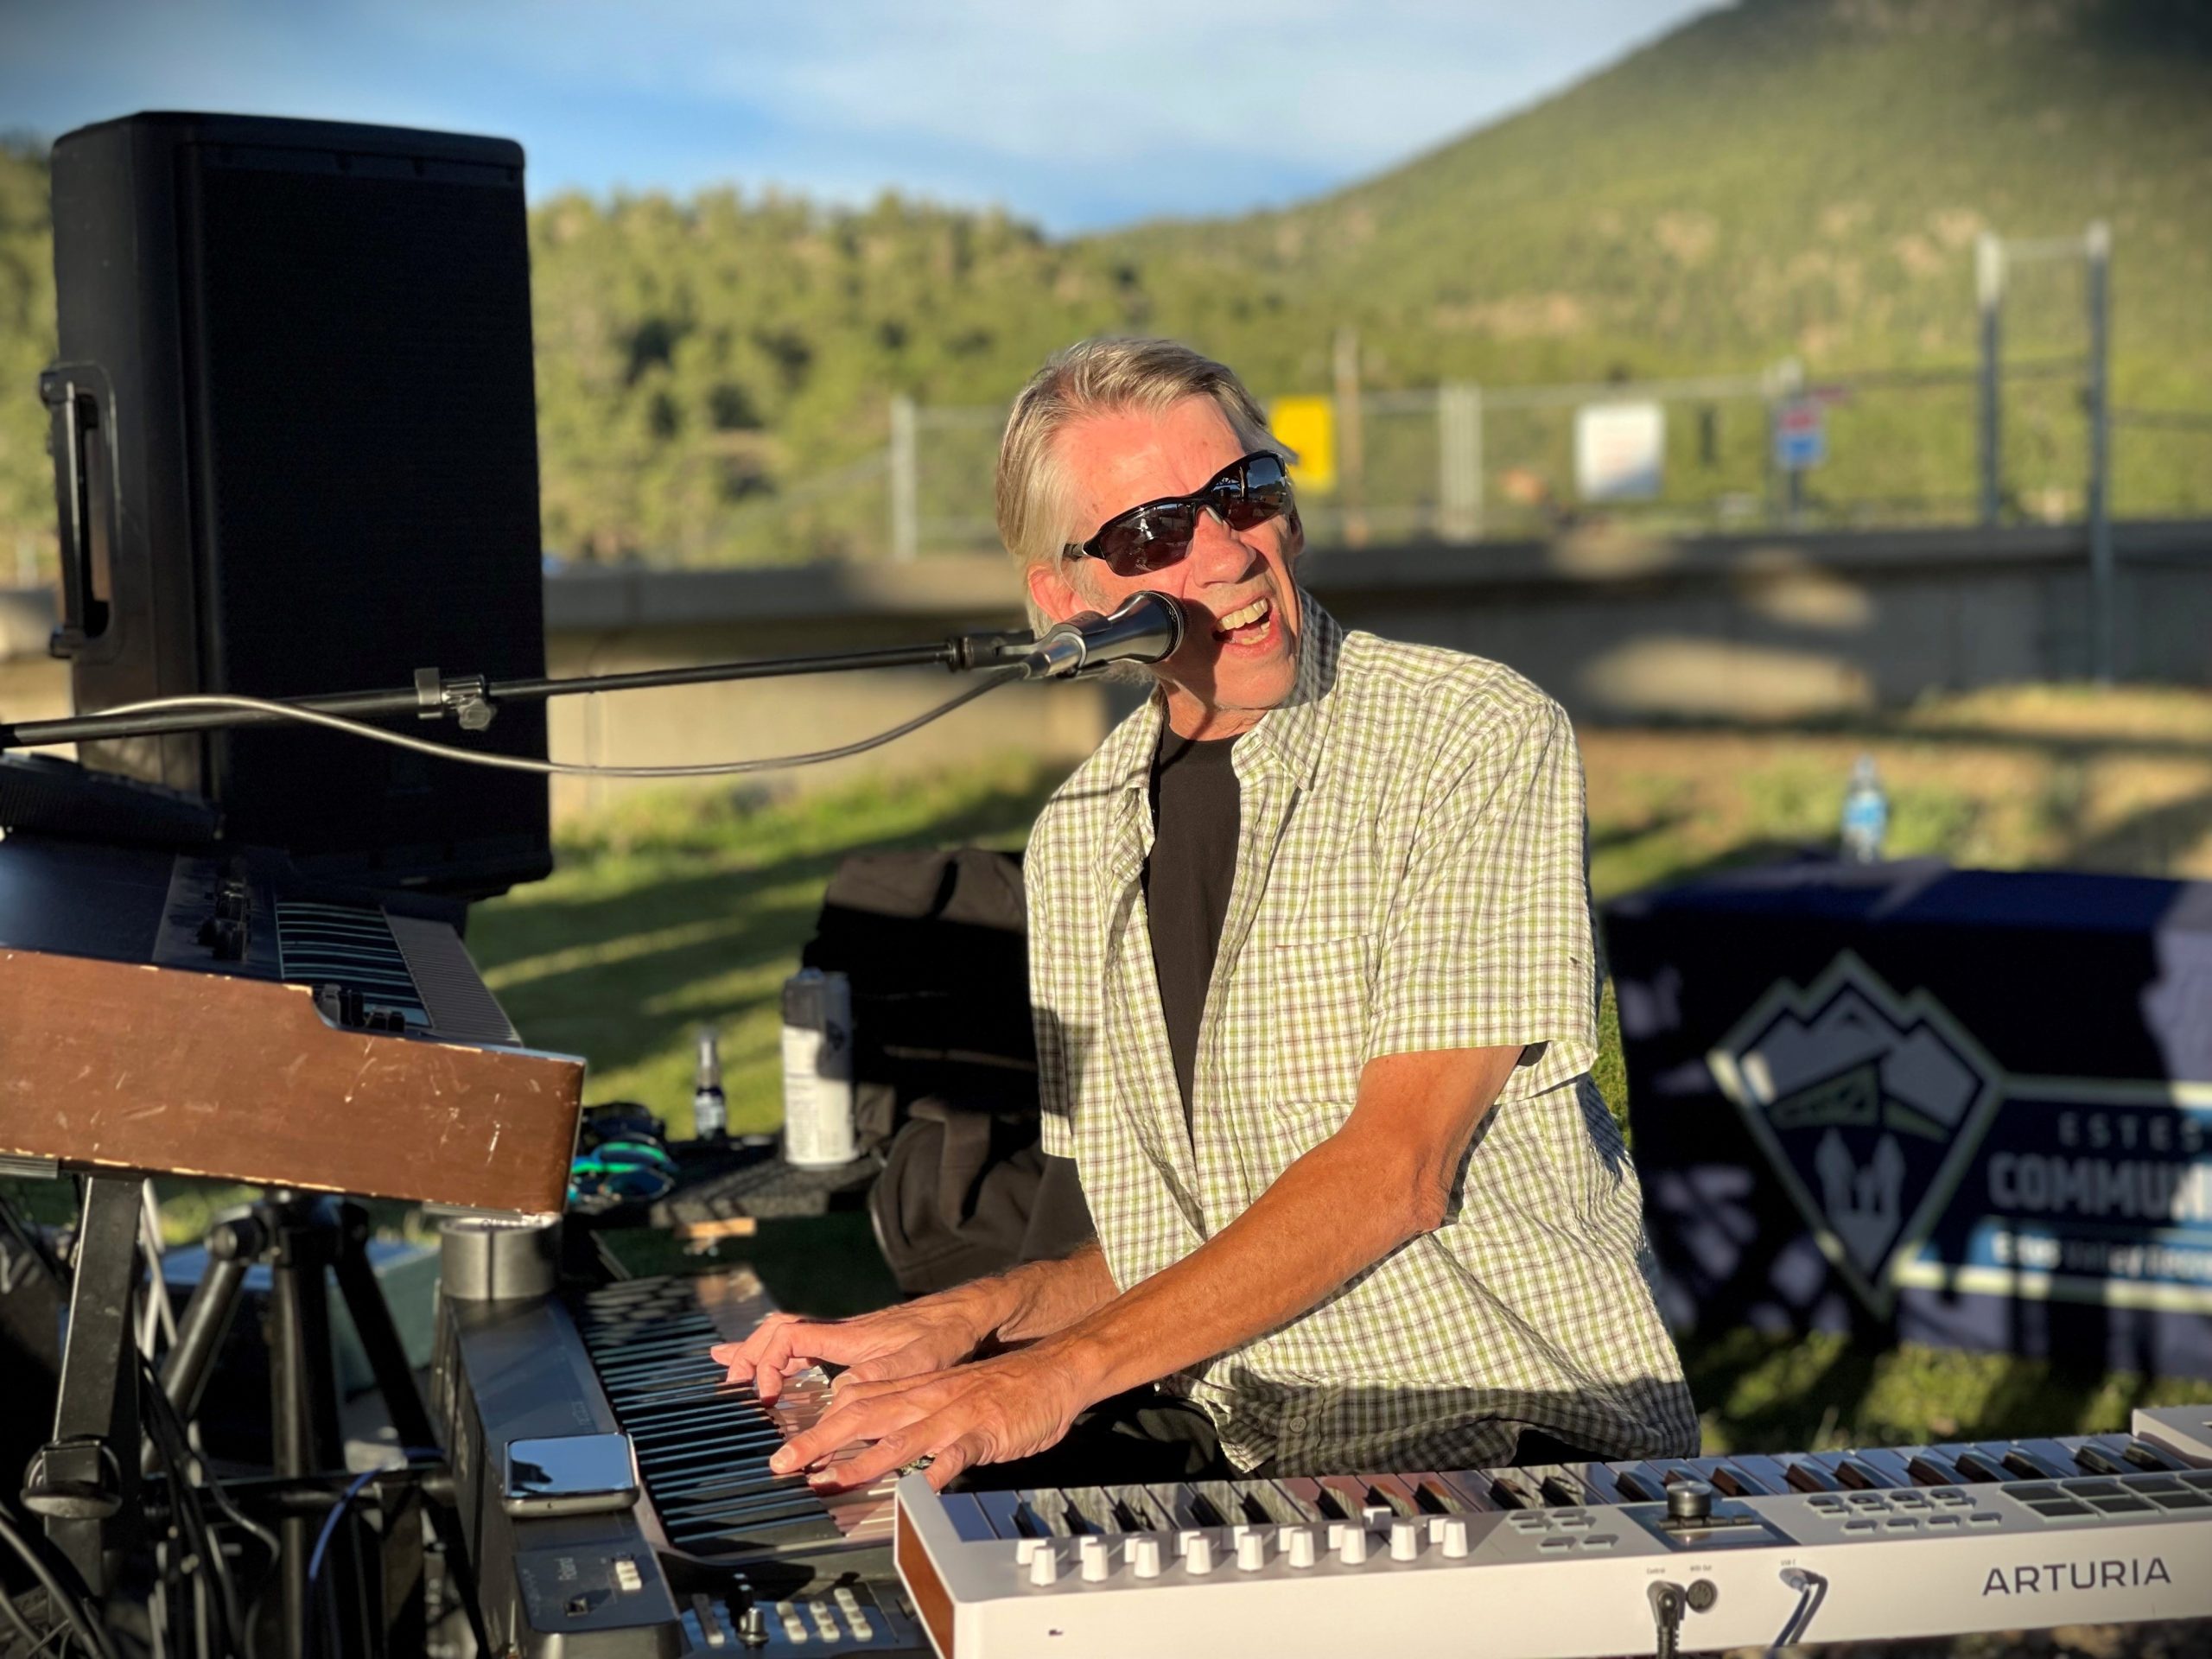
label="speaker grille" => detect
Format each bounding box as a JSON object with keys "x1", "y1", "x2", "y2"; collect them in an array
[{"x1": 185, "y1": 143, "x2": 548, "y2": 885}]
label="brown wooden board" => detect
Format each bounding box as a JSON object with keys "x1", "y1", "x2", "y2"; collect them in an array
[{"x1": 0, "y1": 948, "x2": 582, "y2": 1211}]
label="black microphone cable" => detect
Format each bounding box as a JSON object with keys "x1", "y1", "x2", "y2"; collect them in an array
[{"x1": 48, "y1": 666, "x2": 1028, "y2": 780}]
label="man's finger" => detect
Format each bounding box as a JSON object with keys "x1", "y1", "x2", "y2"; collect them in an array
[
  {"x1": 772, "y1": 1388, "x2": 930, "y2": 1477},
  {"x1": 743, "y1": 1321, "x2": 810, "y2": 1401},
  {"x1": 771, "y1": 1398, "x2": 886, "y2": 1476},
  {"x1": 709, "y1": 1310, "x2": 798, "y2": 1371},
  {"x1": 805, "y1": 1424, "x2": 923, "y2": 1492},
  {"x1": 827, "y1": 1373, "x2": 898, "y2": 1406},
  {"x1": 833, "y1": 1344, "x2": 939, "y2": 1391},
  {"x1": 922, "y1": 1435, "x2": 982, "y2": 1492}
]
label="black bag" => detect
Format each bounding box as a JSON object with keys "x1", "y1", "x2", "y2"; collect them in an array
[
  {"x1": 802, "y1": 847, "x2": 1037, "y2": 1154},
  {"x1": 800, "y1": 848, "x2": 1059, "y2": 1293},
  {"x1": 870, "y1": 1103, "x2": 1053, "y2": 1294}
]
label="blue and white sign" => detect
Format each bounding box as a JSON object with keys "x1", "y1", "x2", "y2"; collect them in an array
[
  {"x1": 1774, "y1": 398, "x2": 1827, "y2": 470},
  {"x1": 1607, "y1": 861, "x2": 2212, "y2": 1379},
  {"x1": 1710, "y1": 951, "x2": 2212, "y2": 1322}
]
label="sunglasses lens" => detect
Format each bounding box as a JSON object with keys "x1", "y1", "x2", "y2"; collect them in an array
[
  {"x1": 1099, "y1": 502, "x2": 1199, "y2": 577},
  {"x1": 1222, "y1": 454, "x2": 1291, "y2": 530},
  {"x1": 1077, "y1": 455, "x2": 1291, "y2": 575}
]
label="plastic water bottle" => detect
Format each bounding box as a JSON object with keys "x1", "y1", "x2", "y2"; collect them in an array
[
  {"x1": 1840, "y1": 754, "x2": 1889, "y2": 863},
  {"x1": 690, "y1": 1026, "x2": 728, "y2": 1141}
]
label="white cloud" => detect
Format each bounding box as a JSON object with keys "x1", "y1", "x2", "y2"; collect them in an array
[
  {"x1": 0, "y1": 0, "x2": 1719, "y2": 229},
  {"x1": 427, "y1": 0, "x2": 1712, "y2": 172}
]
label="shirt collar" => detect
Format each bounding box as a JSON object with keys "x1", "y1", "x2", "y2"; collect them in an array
[{"x1": 1104, "y1": 587, "x2": 1341, "y2": 798}]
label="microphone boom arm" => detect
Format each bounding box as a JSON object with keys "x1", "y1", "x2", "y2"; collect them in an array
[{"x1": 0, "y1": 626, "x2": 1043, "y2": 753}]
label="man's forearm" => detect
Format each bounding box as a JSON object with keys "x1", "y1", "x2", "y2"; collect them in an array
[
  {"x1": 1043, "y1": 1132, "x2": 1422, "y2": 1404},
  {"x1": 1037, "y1": 1046, "x2": 1521, "y2": 1410},
  {"x1": 939, "y1": 1237, "x2": 1116, "y2": 1349}
]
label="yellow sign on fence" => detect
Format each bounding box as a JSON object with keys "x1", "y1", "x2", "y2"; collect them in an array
[{"x1": 1268, "y1": 396, "x2": 1337, "y2": 493}]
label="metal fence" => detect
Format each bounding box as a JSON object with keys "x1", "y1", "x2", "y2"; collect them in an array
[{"x1": 888, "y1": 354, "x2": 2166, "y2": 559}]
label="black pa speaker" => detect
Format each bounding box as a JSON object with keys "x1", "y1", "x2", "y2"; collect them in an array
[{"x1": 43, "y1": 111, "x2": 551, "y2": 899}]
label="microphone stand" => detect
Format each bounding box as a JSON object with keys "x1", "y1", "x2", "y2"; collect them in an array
[{"x1": 0, "y1": 626, "x2": 1040, "y2": 751}]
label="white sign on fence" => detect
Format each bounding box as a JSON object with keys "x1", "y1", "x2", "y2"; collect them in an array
[{"x1": 1574, "y1": 401, "x2": 1666, "y2": 503}]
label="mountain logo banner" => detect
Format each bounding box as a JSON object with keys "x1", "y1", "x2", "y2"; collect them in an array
[
  {"x1": 1709, "y1": 950, "x2": 2001, "y2": 1314},
  {"x1": 1707, "y1": 950, "x2": 2212, "y2": 1319}
]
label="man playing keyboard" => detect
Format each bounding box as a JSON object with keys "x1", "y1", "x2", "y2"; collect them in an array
[{"x1": 715, "y1": 337, "x2": 1697, "y2": 1491}]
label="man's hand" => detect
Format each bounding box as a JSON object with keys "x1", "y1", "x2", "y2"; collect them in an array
[
  {"x1": 766, "y1": 1344, "x2": 1090, "y2": 1492},
  {"x1": 710, "y1": 1301, "x2": 986, "y2": 1404},
  {"x1": 707, "y1": 1243, "x2": 1116, "y2": 1406}
]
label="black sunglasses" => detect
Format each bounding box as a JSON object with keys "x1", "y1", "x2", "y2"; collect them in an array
[{"x1": 1063, "y1": 451, "x2": 1294, "y2": 577}]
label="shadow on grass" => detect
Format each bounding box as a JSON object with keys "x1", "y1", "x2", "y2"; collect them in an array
[
  {"x1": 1681, "y1": 1326, "x2": 1882, "y2": 1452},
  {"x1": 1590, "y1": 710, "x2": 2212, "y2": 766},
  {"x1": 2060, "y1": 783, "x2": 2212, "y2": 874}
]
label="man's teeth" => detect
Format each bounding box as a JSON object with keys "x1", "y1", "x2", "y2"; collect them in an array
[{"x1": 1215, "y1": 599, "x2": 1270, "y2": 634}]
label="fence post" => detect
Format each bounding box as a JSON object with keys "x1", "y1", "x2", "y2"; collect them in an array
[
  {"x1": 1764, "y1": 358, "x2": 1803, "y2": 527},
  {"x1": 1437, "y1": 385, "x2": 1484, "y2": 543},
  {"x1": 1976, "y1": 232, "x2": 2006, "y2": 527},
  {"x1": 1333, "y1": 327, "x2": 1369, "y2": 549},
  {"x1": 2085, "y1": 220, "x2": 2113, "y2": 683},
  {"x1": 888, "y1": 393, "x2": 918, "y2": 563}
]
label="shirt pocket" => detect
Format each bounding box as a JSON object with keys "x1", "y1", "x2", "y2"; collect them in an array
[{"x1": 1230, "y1": 931, "x2": 1377, "y2": 1106}]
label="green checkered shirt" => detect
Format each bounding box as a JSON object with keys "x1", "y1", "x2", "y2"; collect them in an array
[{"x1": 1027, "y1": 596, "x2": 1698, "y2": 1475}]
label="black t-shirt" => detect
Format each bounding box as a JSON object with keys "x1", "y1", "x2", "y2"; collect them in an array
[
  {"x1": 1026, "y1": 724, "x2": 1243, "y2": 1256},
  {"x1": 1144, "y1": 726, "x2": 1243, "y2": 1125}
]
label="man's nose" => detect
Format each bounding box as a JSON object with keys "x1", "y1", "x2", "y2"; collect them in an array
[{"x1": 1186, "y1": 502, "x2": 1259, "y2": 582}]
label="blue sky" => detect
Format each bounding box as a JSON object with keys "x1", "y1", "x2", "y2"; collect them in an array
[{"x1": 0, "y1": 1, "x2": 1715, "y2": 233}]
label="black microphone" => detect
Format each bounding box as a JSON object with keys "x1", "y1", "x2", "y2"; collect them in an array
[{"x1": 1020, "y1": 591, "x2": 1185, "y2": 680}]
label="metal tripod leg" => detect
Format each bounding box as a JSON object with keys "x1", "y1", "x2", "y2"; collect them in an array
[
  {"x1": 268, "y1": 1196, "x2": 352, "y2": 1659},
  {"x1": 327, "y1": 1202, "x2": 486, "y2": 1659},
  {"x1": 160, "y1": 1209, "x2": 267, "y2": 1425}
]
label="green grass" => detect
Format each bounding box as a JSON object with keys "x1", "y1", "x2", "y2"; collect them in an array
[{"x1": 1691, "y1": 1328, "x2": 2212, "y2": 1458}]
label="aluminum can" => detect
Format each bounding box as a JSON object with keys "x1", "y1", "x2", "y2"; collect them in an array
[{"x1": 779, "y1": 967, "x2": 856, "y2": 1166}]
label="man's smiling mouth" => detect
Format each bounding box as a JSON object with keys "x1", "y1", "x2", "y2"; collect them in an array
[{"x1": 1212, "y1": 596, "x2": 1272, "y2": 640}]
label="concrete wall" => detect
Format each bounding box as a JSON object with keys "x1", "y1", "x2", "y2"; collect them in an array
[{"x1": 4, "y1": 521, "x2": 2207, "y2": 822}]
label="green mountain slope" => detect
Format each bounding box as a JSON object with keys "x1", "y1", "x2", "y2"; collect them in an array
[
  {"x1": 1119, "y1": 0, "x2": 2212, "y2": 391},
  {"x1": 0, "y1": 0, "x2": 2206, "y2": 567}
]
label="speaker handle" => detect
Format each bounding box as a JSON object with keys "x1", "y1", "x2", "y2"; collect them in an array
[{"x1": 39, "y1": 363, "x2": 118, "y2": 659}]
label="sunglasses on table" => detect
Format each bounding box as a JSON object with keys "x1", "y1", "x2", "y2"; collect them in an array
[{"x1": 1062, "y1": 450, "x2": 1294, "y2": 577}]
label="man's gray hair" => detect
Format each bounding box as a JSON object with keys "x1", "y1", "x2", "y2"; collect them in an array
[{"x1": 994, "y1": 338, "x2": 1286, "y2": 617}]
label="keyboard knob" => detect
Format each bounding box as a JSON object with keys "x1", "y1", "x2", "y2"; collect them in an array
[
  {"x1": 1185, "y1": 1536, "x2": 1215, "y2": 1575},
  {"x1": 1028, "y1": 1545, "x2": 1058, "y2": 1586},
  {"x1": 1440, "y1": 1517, "x2": 1471, "y2": 1559},
  {"x1": 1285, "y1": 1528, "x2": 1317, "y2": 1569},
  {"x1": 1131, "y1": 1537, "x2": 1163, "y2": 1580},
  {"x1": 1339, "y1": 1527, "x2": 1369, "y2": 1566},
  {"x1": 1667, "y1": 1480, "x2": 1714, "y2": 1525},
  {"x1": 1079, "y1": 1537, "x2": 1109, "y2": 1582},
  {"x1": 1390, "y1": 1518, "x2": 1420, "y2": 1561},
  {"x1": 1236, "y1": 1530, "x2": 1268, "y2": 1572}
]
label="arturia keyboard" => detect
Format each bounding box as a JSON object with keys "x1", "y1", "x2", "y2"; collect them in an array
[
  {"x1": 893, "y1": 1406, "x2": 2212, "y2": 1659},
  {"x1": 432, "y1": 1254, "x2": 927, "y2": 1656},
  {"x1": 0, "y1": 831, "x2": 581, "y2": 1211}
]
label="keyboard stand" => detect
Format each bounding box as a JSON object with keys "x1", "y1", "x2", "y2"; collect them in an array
[
  {"x1": 23, "y1": 1174, "x2": 144, "y2": 1594},
  {"x1": 30, "y1": 1180, "x2": 490, "y2": 1659}
]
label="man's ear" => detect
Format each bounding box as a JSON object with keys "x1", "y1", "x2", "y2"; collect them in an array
[{"x1": 1026, "y1": 556, "x2": 1082, "y2": 626}]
